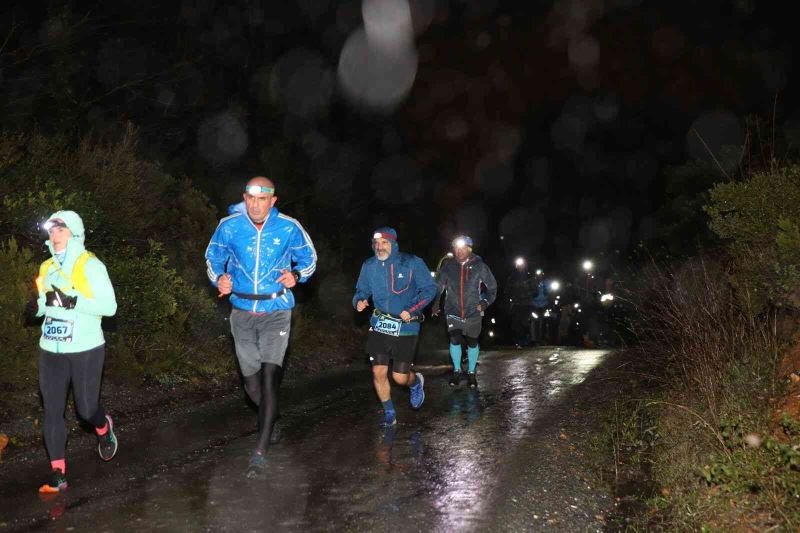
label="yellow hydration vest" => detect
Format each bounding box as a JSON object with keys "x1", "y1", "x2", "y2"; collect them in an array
[{"x1": 36, "y1": 251, "x2": 95, "y2": 298}]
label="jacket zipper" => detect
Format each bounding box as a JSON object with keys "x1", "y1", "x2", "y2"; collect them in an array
[
  {"x1": 251, "y1": 213, "x2": 269, "y2": 312},
  {"x1": 459, "y1": 263, "x2": 465, "y2": 319}
]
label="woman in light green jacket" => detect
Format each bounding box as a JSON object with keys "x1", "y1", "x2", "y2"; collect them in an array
[{"x1": 34, "y1": 210, "x2": 119, "y2": 494}]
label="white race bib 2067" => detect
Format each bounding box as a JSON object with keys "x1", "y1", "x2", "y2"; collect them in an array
[{"x1": 44, "y1": 317, "x2": 74, "y2": 343}]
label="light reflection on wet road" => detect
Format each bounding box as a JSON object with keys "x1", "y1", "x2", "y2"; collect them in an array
[{"x1": 1, "y1": 347, "x2": 612, "y2": 532}]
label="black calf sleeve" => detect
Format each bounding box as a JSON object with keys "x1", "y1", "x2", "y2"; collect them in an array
[
  {"x1": 254, "y1": 363, "x2": 280, "y2": 452},
  {"x1": 465, "y1": 336, "x2": 479, "y2": 348}
]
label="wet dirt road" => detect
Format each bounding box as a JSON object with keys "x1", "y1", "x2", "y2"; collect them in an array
[{"x1": 1, "y1": 347, "x2": 614, "y2": 532}]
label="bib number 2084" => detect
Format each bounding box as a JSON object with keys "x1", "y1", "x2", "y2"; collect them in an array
[{"x1": 374, "y1": 316, "x2": 401, "y2": 337}]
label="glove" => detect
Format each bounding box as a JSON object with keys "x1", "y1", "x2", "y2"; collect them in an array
[{"x1": 45, "y1": 287, "x2": 77, "y2": 309}]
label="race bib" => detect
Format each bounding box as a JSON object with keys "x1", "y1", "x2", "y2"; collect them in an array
[
  {"x1": 374, "y1": 315, "x2": 401, "y2": 337},
  {"x1": 44, "y1": 317, "x2": 74, "y2": 343}
]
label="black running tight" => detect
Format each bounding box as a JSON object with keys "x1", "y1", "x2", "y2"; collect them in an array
[
  {"x1": 39, "y1": 345, "x2": 108, "y2": 461},
  {"x1": 243, "y1": 362, "x2": 280, "y2": 453}
]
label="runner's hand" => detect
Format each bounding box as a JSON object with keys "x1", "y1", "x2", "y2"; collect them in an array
[
  {"x1": 217, "y1": 273, "x2": 232, "y2": 297},
  {"x1": 45, "y1": 290, "x2": 59, "y2": 307},
  {"x1": 277, "y1": 269, "x2": 298, "y2": 289},
  {"x1": 431, "y1": 303, "x2": 440, "y2": 317},
  {"x1": 45, "y1": 287, "x2": 76, "y2": 309},
  {"x1": 356, "y1": 299, "x2": 369, "y2": 312},
  {"x1": 400, "y1": 310, "x2": 412, "y2": 322}
]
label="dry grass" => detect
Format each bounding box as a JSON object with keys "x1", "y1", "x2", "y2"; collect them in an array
[{"x1": 594, "y1": 257, "x2": 800, "y2": 530}]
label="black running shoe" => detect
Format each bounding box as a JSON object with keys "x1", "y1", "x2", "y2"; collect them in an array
[
  {"x1": 448, "y1": 371, "x2": 462, "y2": 387},
  {"x1": 269, "y1": 420, "x2": 282, "y2": 444},
  {"x1": 38, "y1": 470, "x2": 68, "y2": 494},
  {"x1": 467, "y1": 372, "x2": 478, "y2": 389},
  {"x1": 97, "y1": 414, "x2": 118, "y2": 462}
]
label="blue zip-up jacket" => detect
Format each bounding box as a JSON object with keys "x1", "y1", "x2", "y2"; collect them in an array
[
  {"x1": 205, "y1": 206, "x2": 317, "y2": 313},
  {"x1": 352, "y1": 243, "x2": 436, "y2": 336}
]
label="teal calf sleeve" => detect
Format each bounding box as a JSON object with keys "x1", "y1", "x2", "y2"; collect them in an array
[
  {"x1": 467, "y1": 345, "x2": 480, "y2": 372},
  {"x1": 449, "y1": 343, "x2": 462, "y2": 371}
]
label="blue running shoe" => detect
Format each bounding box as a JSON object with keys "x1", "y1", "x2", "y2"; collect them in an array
[
  {"x1": 246, "y1": 453, "x2": 267, "y2": 478},
  {"x1": 410, "y1": 372, "x2": 425, "y2": 409},
  {"x1": 380, "y1": 410, "x2": 397, "y2": 428}
]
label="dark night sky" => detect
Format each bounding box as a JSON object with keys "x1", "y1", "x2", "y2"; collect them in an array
[{"x1": 1, "y1": 0, "x2": 796, "y2": 283}]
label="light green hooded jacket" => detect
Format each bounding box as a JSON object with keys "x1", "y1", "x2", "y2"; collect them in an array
[{"x1": 36, "y1": 210, "x2": 117, "y2": 353}]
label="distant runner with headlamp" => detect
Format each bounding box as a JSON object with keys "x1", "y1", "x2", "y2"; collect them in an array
[
  {"x1": 431, "y1": 235, "x2": 498, "y2": 388},
  {"x1": 205, "y1": 176, "x2": 317, "y2": 478},
  {"x1": 353, "y1": 227, "x2": 436, "y2": 427},
  {"x1": 34, "y1": 210, "x2": 118, "y2": 494}
]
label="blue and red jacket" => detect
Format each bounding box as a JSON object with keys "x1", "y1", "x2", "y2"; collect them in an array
[
  {"x1": 434, "y1": 253, "x2": 498, "y2": 319},
  {"x1": 205, "y1": 206, "x2": 317, "y2": 313},
  {"x1": 352, "y1": 243, "x2": 436, "y2": 336}
]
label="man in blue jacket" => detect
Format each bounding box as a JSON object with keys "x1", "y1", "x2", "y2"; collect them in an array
[
  {"x1": 353, "y1": 227, "x2": 436, "y2": 427},
  {"x1": 206, "y1": 176, "x2": 316, "y2": 477}
]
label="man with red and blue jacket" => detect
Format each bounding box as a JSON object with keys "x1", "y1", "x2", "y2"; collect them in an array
[
  {"x1": 431, "y1": 235, "x2": 498, "y2": 388},
  {"x1": 353, "y1": 227, "x2": 436, "y2": 427},
  {"x1": 205, "y1": 176, "x2": 316, "y2": 477}
]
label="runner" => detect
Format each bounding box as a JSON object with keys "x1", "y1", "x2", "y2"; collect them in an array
[
  {"x1": 34, "y1": 211, "x2": 119, "y2": 494},
  {"x1": 431, "y1": 235, "x2": 498, "y2": 388},
  {"x1": 353, "y1": 227, "x2": 436, "y2": 427},
  {"x1": 205, "y1": 176, "x2": 317, "y2": 477},
  {"x1": 506, "y1": 258, "x2": 535, "y2": 347}
]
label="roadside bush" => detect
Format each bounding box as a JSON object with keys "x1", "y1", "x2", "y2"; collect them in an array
[
  {"x1": 604, "y1": 258, "x2": 792, "y2": 530},
  {"x1": 705, "y1": 163, "x2": 800, "y2": 312},
  {"x1": 0, "y1": 239, "x2": 40, "y2": 415},
  {"x1": 0, "y1": 129, "x2": 231, "y2": 413},
  {"x1": 0, "y1": 128, "x2": 218, "y2": 262}
]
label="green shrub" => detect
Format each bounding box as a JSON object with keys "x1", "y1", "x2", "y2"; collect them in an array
[
  {"x1": 0, "y1": 239, "x2": 40, "y2": 401},
  {"x1": 0, "y1": 129, "x2": 228, "y2": 402},
  {"x1": 705, "y1": 163, "x2": 800, "y2": 311}
]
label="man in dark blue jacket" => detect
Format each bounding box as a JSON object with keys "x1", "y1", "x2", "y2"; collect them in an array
[
  {"x1": 431, "y1": 235, "x2": 498, "y2": 388},
  {"x1": 353, "y1": 227, "x2": 437, "y2": 427}
]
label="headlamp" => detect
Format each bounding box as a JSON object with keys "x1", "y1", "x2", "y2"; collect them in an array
[
  {"x1": 42, "y1": 219, "x2": 67, "y2": 232},
  {"x1": 373, "y1": 232, "x2": 396, "y2": 241},
  {"x1": 245, "y1": 185, "x2": 275, "y2": 195},
  {"x1": 452, "y1": 235, "x2": 473, "y2": 249}
]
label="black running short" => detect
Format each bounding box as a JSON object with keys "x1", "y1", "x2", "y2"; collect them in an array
[{"x1": 365, "y1": 330, "x2": 418, "y2": 374}]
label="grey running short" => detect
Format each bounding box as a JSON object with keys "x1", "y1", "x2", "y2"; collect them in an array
[
  {"x1": 230, "y1": 308, "x2": 292, "y2": 376},
  {"x1": 446, "y1": 315, "x2": 483, "y2": 338}
]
